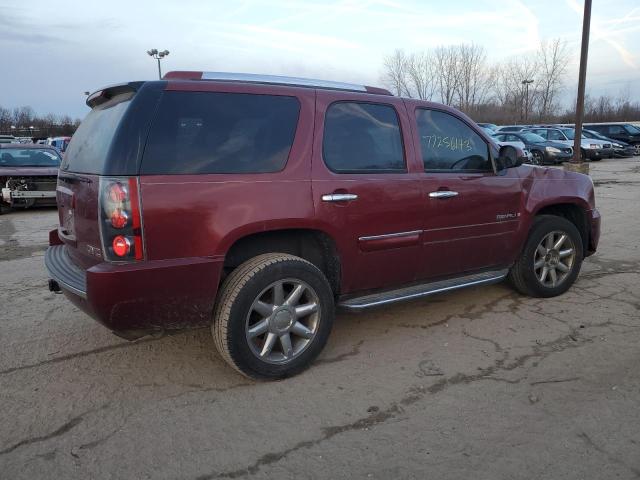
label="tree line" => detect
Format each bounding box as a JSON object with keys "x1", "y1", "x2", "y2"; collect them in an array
[
  {"x1": 381, "y1": 39, "x2": 640, "y2": 125},
  {"x1": 0, "y1": 106, "x2": 81, "y2": 138}
]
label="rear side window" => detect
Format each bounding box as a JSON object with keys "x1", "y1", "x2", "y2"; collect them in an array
[
  {"x1": 547, "y1": 130, "x2": 565, "y2": 141},
  {"x1": 322, "y1": 102, "x2": 405, "y2": 173},
  {"x1": 61, "y1": 93, "x2": 133, "y2": 173},
  {"x1": 141, "y1": 92, "x2": 300, "y2": 174},
  {"x1": 609, "y1": 125, "x2": 625, "y2": 135},
  {"x1": 415, "y1": 109, "x2": 490, "y2": 171}
]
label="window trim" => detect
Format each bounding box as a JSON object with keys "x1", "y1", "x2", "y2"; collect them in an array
[
  {"x1": 414, "y1": 107, "x2": 494, "y2": 174},
  {"x1": 321, "y1": 100, "x2": 408, "y2": 175}
]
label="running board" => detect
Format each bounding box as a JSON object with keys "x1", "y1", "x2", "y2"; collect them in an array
[{"x1": 338, "y1": 269, "x2": 509, "y2": 311}]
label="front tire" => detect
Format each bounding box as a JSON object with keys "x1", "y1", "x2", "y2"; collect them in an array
[
  {"x1": 212, "y1": 253, "x2": 335, "y2": 379},
  {"x1": 509, "y1": 215, "x2": 583, "y2": 298},
  {"x1": 531, "y1": 150, "x2": 544, "y2": 165}
]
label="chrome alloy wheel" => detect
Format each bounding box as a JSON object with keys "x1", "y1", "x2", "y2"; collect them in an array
[
  {"x1": 245, "y1": 279, "x2": 320, "y2": 364},
  {"x1": 533, "y1": 231, "x2": 576, "y2": 288}
]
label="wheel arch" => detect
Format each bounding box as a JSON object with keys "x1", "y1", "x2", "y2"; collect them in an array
[
  {"x1": 532, "y1": 202, "x2": 589, "y2": 254},
  {"x1": 221, "y1": 228, "x2": 341, "y2": 295}
]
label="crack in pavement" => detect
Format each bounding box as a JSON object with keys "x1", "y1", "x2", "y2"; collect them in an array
[
  {"x1": 195, "y1": 325, "x2": 599, "y2": 479},
  {"x1": 0, "y1": 335, "x2": 170, "y2": 376},
  {"x1": 578, "y1": 432, "x2": 640, "y2": 478},
  {"x1": 315, "y1": 340, "x2": 364, "y2": 365},
  {"x1": 0, "y1": 403, "x2": 109, "y2": 456},
  {"x1": 529, "y1": 377, "x2": 581, "y2": 386}
]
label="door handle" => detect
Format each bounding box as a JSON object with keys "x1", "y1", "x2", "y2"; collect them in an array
[
  {"x1": 322, "y1": 193, "x2": 358, "y2": 202},
  {"x1": 428, "y1": 191, "x2": 459, "y2": 199}
]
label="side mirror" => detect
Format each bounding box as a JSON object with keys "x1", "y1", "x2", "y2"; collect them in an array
[{"x1": 497, "y1": 145, "x2": 525, "y2": 170}]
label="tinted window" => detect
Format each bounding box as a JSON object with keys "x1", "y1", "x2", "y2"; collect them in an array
[
  {"x1": 609, "y1": 125, "x2": 625, "y2": 134},
  {"x1": 547, "y1": 129, "x2": 566, "y2": 141},
  {"x1": 142, "y1": 92, "x2": 300, "y2": 174},
  {"x1": 415, "y1": 109, "x2": 490, "y2": 171},
  {"x1": 624, "y1": 124, "x2": 640, "y2": 134},
  {"x1": 322, "y1": 102, "x2": 405, "y2": 173},
  {"x1": 62, "y1": 93, "x2": 133, "y2": 173}
]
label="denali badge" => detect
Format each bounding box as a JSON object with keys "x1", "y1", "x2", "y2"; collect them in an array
[{"x1": 496, "y1": 212, "x2": 521, "y2": 221}]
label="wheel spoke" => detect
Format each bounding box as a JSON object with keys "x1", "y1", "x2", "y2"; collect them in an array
[
  {"x1": 260, "y1": 332, "x2": 277, "y2": 357},
  {"x1": 534, "y1": 258, "x2": 545, "y2": 269},
  {"x1": 553, "y1": 234, "x2": 567, "y2": 250},
  {"x1": 280, "y1": 333, "x2": 293, "y2": 358},
  {"x1": 295, "y1": 303, "x2": 318, "y2": 318},
  {"x1": 559, "y1": 248, "x2": 574, "y2": 259},
  {"x1": 253, "y1": 301, "x2": 274, "y2": 317},
  {"x1": 247, "y1": 319, "x2": 269, "y2": 338},
  {"x1": 545, "y1": 233, "x2": 555, "y2": 249},
  {"x1": 539, "y1": 266, "x2": 549, "y2": 283},
  {"x1": 284, "y1": 284, "x2": 305, "y2": 306},
  {"x1": 272, "y1": 281, "x2": 285, "y2": 306},
  {"x1": 549, "y1": 267, "x2": 558, "y2": 286},
  {"x1": 556, "y1": 262, "x2": 569, "y2": 273},
  {"x1": 291, "y1": 321, "x2": 314, "y2": 339},
  {"x1": 536, "y1": 245, "x2": 547, "y2": 257}
]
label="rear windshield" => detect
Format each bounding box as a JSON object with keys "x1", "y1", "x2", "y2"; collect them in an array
[
  {"x1": 61, "y1": 93, "x2": 133, "y2": 173},
  {"x1": 141, "y1": 91, "x2": 300, "y2": 174},
  {"x1": 0, "y1": 148, "x2": 61, "y2": 167}
]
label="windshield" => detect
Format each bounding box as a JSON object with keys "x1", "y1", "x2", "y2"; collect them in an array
[
  {"x1": 624, "y1": 124, "x2": 640, "y2": 134},
  {"x1": 521, "y1": 133, "x2": 546, "y2": 143},
  {"x1": 561, "y1": 128, "x2": 575, "y2": 140},
  {"x1": 0, "y1": 148, "x2": 61, "y2": 167}
]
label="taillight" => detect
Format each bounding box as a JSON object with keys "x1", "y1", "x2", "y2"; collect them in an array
[{"x1": 99, "y1": 177, "x2": 145, "y2": 262}]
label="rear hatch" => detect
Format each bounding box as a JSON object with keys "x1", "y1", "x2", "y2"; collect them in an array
[{"x1": 57, "y1": 81, "x2": 164, "y2": 269}]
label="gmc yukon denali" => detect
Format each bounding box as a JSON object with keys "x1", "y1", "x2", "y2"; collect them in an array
[{"x1": 45, "y1": 72, "x2": 601, "y2": 379}]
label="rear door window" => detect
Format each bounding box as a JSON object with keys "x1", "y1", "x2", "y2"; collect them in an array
[
  {"x1": 141, "y1": 92, "x2": 300, "y2": 174},
  {"x1": 415, "y1": 109, "x2": 491, "y2": 172},
  {"x1": 547, "y1": 130, "x2": 565, "y2": 141},
  {"x1": 322, "y1": 102, "x2": 405, "y2": 173}
]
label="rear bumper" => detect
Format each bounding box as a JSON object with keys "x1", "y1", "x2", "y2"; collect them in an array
[
  {"x1": 45, "y1": 245, "x2": 224, "y2": 335},
  {"x1": 586, "y1": 208, "x2": 601, "y2": 257}
]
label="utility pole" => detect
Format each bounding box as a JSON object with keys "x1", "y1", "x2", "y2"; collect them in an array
[
  {"x1": 147, "y1": 49, "x2": 170, "y2": 79},
  {"x1": 569, "y1": 0, "x2": 592, "y2": 170},
  {"x1": 522, "y1": 79, "x2": 534, "y2": 122}
]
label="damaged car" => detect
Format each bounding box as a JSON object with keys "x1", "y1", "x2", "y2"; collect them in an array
[{"x1": 0, "y1": 144, "x2": 61, "y2": 214}]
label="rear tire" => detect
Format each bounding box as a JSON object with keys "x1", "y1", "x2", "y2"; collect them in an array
[
  {"x1": 212, "y1": 253, "x2": 334, "y2": 379},
  {"x1": 509, "y1": 215, "x2": 583, "y2": 298},
  {"x1": 0, "y1": 203, "x2": 11, "y2": 215}
]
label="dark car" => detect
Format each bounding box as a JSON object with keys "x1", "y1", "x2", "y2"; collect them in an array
[
  {"x1": 525, "y1": 127, "x2": 614, "y2": 161},
  {"x1": 582, "y1": 129, "x2": 635, "y2": 157},
  {"x1": 492, "y1": 131, "x2": 573, "y2": 165},
  {"x1": 0, "y1": 144, "x2": 61, "y2": 213},
  {"x1": 477, "y1": 122, "x2": 498, "y2": 131},
  {"x1": 45, "y1": 71, "x2": 600, "y2": 379},
  {"x1": 584, "y1": 123, "x2": 640, "y2": 155}
]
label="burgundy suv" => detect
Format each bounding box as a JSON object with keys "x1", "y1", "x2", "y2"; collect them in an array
[{"x1": 46, "y1": 71, "x2": 601, "y2": 379}]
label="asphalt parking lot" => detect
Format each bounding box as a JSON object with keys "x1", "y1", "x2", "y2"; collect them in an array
[{"x1": 1, "y1": 158, "x2": 640, "y2": 479}]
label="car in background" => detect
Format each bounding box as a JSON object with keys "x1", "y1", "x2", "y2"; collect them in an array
[
  {"x1": 584, "y1": 123, "x2": 640, "y2": 155},
  {"x1": 47, "y1": 136, "x2": 72, "y2": 154},
  {"x1": 477, "y1": 122, "x2": 498, "y2": 131},
  {"x1": 492, "y1": 131, "x2": 572, "y2": 165},
  {"x1": 0, "y1": 135, "x2": 17, "y2": 144},
  {"x1": 524, "y1": 127, "x2": 613, "y2": 161},
  {"x1": 482, "y1": 128, "x2": 534, "y2": 164},
  {"x1": 0, "y1": 144, "x2": 61, "y2": 213},
  {"x1": 15, "y1": 137, "x2": 34, "y2": 144},
  {"x1": 496, "y1": 125, "x2": 530, "y2": 132},
  {"x1": 582, "y1": 129, "x2": 635, "y2": 158}
]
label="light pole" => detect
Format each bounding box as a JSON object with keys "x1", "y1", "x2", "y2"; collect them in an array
[
  {"x1": 147, "y1": 49, "x2": 170, "y2": 79},
  {"x1": 522, "y1": 79, "x2": 534, "y2": 123},
  {"x1": 571, "y1": 0, "x2": 592, "y2": 168}
]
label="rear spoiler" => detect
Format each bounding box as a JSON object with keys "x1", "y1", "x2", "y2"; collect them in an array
[{"x1": 86, "y1": 82, "x2": 145, "y2": 108}]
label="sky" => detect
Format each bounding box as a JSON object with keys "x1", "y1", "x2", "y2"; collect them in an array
[{"x1": 1, "y1": 0, "x2": 639, "y2": 119}]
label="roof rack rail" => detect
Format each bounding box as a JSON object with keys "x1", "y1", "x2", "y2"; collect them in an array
[{"x1": 163, "y1": 71, "x2": 392, "y2": 96}]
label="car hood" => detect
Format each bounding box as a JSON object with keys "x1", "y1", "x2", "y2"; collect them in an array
[{"x1": 0, "y1": 166, "x2": 59, "y2": 177}]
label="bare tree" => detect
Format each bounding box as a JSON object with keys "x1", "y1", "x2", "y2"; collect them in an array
[
  {"x1": 455, "y1": 44, "x2": 493, "y2": 111},
  {"x1": 381, "y1": 49, "x2": 412, "y2": 97},
  {"x1": 433, "y1": 45, "x2": 460, "y2": 105},
  {"x1": 406, "y1": 52, "x2": 437, "y2": 100},
  {"x1": 495, "y1": 56, "x2": 539, "y2": 123},
  {"x1": 536, "y1": 39, "x2": 569, "y2": 120}
]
